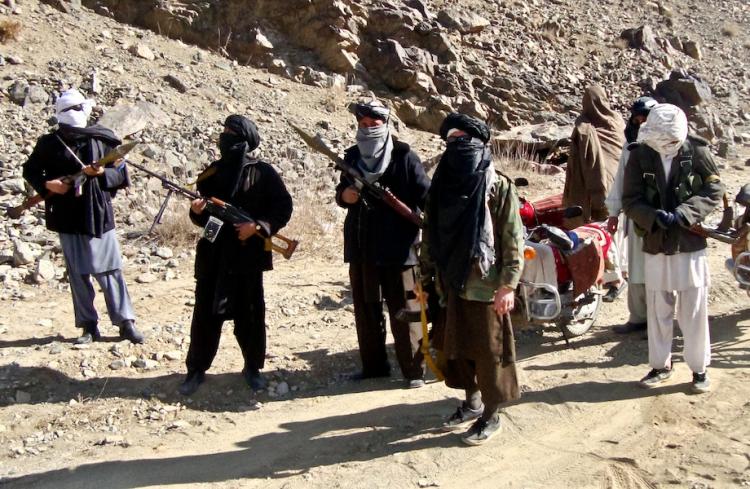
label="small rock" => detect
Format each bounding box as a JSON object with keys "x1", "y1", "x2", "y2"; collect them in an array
[
  {"x1": 167, "y1": 420, "x2": 191, "y2": 430},
  {"x1": 683, "y1": 40, "x2": 703, "y2": 60},
  {"x1": 12, "y1": 240, "x2": 35, "y2": 266},
  {"x1": 164, "y1": 350, "x2": 181, "y2": 361},
  {"x1": 109, "y1": 359, "x2": 127, "y2": 370},
  {"x1": 275, "y1": 381, "x2": 290, "y2": 396},
  {"x1": 133, "y1": 358, "x2": 158, "y2": 369},
  {"x1": 163, "y1": 74, "x2": 189, "y2": 93},
  {"x1": 49, "y1": 343, "x2": 63, "y2": 355},
  {"x1": 136, "y1": 272, "x2": 157, "y2": 284},
  {"x1": 155, "y1": 247, "x2": 173, "y2": 259},
  {"x1": 129, "y1": 43, "x2": 155, "y2": 61},
  {"x1": 33, "y1": 259, "x2": 56, "y2": 283}
]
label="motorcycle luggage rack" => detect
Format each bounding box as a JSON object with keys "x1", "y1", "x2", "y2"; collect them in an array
[
  {"x1": 519, "y1": 280, "x2": 562, "y2": 322},
  {"x1": 734, "y1": 251, "x2": 750, "y2": 290}
]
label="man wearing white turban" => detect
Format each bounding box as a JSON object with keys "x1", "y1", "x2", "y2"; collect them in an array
[
  {"x1": 622, "y1": 103, "x2": 723, "y2": 393},
  {"x1": 22, "y1": 89, "x2": 143, "y2": 344}
]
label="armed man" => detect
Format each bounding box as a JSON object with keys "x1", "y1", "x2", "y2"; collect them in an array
[
  {"x1": 21, "y1": 88, "x2": 143, "y2": 345},
  {"x1": 622, "y1": 103, "x2": 724, "y2": 393},
  {"x1": 420, "y1": 113, "x2": 524, "y2": 446},
  {"x1": 335, "y1": 99, "x2": 430, "y2": 388},
  {"x1": 179, "y1": 115, "x2": 293, "y2": 396}
]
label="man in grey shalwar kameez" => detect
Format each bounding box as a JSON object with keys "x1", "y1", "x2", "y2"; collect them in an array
[{"x1": 22, "y1": 89, "x2": 143, "y2": 344}]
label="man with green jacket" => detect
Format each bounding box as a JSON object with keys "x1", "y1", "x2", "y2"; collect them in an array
[
  {"x1": 421, "y1": 113, "x2": 524, "y2": 446},
  {"x1": 622, "y1": 103, "x2": 723, "y2": 393}
]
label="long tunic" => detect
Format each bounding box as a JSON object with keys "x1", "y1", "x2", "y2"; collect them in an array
[{"x1": 59, "y1": 229, "x2": 122, "y2": 274}]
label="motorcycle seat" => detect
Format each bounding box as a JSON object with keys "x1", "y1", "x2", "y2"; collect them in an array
[{"x1": 529, "y1": 224, "x2": 575, "y2": 251}]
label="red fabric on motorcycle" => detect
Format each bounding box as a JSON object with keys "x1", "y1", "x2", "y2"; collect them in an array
[
  {"x1": 551, "y1": 247, "x2": 571, "y2": 283},
  {"x1": 574, "y1": 223, "x2": 612, "y2": 258},
  {"x1": 564, "y1": 238, "x2": 604, "y2": 296},
  {"x1": 532, "y1": 193, "x2": 565, "y2": 228}
]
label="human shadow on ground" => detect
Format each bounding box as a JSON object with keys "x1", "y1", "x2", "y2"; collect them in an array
[
  {"x1": 520, "y1": 307, "x2": 750, "y2": 372},
  {"x1": 0, "y1": 346, "x2": 414, "y2": 412},
  {"x1": 0, "y1": 399, "x2": 456, "y2": 489},
  {"x1": 0, "y1": 377, "x2": 693, "y2": 489},
  {"x1": 0, "y1": 334, "x2": 124, "y2": 349}
]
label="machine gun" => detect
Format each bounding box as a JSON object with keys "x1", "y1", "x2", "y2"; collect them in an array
[{"x1": 128, "y1": 160, "x2": 298, "y2": 260}]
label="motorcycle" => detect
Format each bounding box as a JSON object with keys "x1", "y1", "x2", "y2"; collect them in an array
[
  {"x1": 692, "y1": 184, "x2": 750, "y2": 295},
  {"x1": 514, "y1": 185, "x2": 621, "y2": 341}
]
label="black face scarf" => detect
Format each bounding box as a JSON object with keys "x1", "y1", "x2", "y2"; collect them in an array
[
  {"x1": 200, "y1": 115, "x2": 261, "y2": 200},
  {"x1": 427, "y1": 137, "x2": 493, "y2": 291},
  {"x1": 624, "y1": 116, "x2": 642, "y2": 143}
]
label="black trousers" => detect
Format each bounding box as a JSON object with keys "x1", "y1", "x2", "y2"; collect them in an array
[
  {"x1": 349, "y1": 262, "x2": 424, "y2": 380},
  {"x1": 186, "y1": 270, "x2": 266, "y2": 374}
]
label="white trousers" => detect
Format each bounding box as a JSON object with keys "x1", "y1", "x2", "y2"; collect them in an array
[{"x1": 646, "y1": 287, "x2": 710, "y2": 373}]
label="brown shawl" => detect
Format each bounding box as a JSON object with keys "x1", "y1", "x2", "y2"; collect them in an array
[{"x1": 563, "y1": 85, "x2": 626, "y2": 227}]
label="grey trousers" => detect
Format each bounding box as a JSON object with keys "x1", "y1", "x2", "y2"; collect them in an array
[{"x1": 68, "y1": 269, "x2": 135, "y2": 328}]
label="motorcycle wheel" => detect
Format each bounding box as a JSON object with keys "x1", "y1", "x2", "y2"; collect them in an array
[{"x1": 556, "y1": 288, "x2": 602, "y2": 337}]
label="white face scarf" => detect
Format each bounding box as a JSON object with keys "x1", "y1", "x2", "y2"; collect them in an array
[
  {"x1": 637, "y1": 103, "x2": 688, "y2": 161},
  {"x1": 55, "y1": 89, "x2": 94, "y2": 128}
]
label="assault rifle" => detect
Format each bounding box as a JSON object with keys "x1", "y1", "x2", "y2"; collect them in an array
[
  {"x1": 290, "y1": 123, "x2": 424, "y2": 227},
  {"x1": 6, "y1": 141, "x2": 138, "y2": 219},
  {"x1": 127, "y1": 160, "x2": 298, "y2": 259}
]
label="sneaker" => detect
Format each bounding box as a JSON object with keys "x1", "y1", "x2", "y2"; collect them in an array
[
  {"x1": 407, "y1": 378, "x2": 425, "y2": 389},
  {"x1": 119, "y1": 320, "x2": 145, "y2": 344},
  {"x1": 613, "y1": 321, "x2": 647, "y2": 334},
  {"x1": 178, "y1": 371, "x2": 205, "y2": 396},
  {"x1": 243, "y1": 368, "x2": 268, "y2": 391},
  {"x1": 461, "y1": 414, "x2": 501, "y2": 446},
  {"x1": 441, "y1": 402, "x2": 484, "y2": 432},
  {"x1": 602, "y1": 282, "x2": 627, "y2": 303},
  {"x1": 691, "y1": 372, "x2": 711, "y2": 394},
  {"x1": 75, "y1": 324, "x2": 101, "y2": 345},
  {"x1": 639, "y1": 366, "x2": 673, "y2": 388}
]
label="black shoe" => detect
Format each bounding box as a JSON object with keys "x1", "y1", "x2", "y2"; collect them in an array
[
  {"x1": 613, "y1": 321, "x2": 647, "y2": 334},
  {"x1": 178, "y1": 371, "x2": 205, "y2": 396},
  {"x1": 119, "y1": 320, "x2": 144, "y2": 344},
  {"x1": 603, "y1": 282, "x2": 627, "y2": 303},
  {"x1": 461, "y1": 414, "x2": 501, "y2": 446},
  {"x1": 691, "y1": 372, "x2": 711, "y2": 393},
  {"x1": 346, "y1": 368, "x2": 391, "y2": 381},
  {"x1": 639, "y1": 366, "x2": 673, "y2": 388},
  {"x1": 75, "y1": 323, "x2": 101, "y2": 344},
  {"x1": 406, "y1": 378, "x2": 425, "y2": 389},
  {"x1": 243, "y1": 368, "x2": 268, "y2": 391},
  {"x1": 442, "y1": 402, "x2": 484, "y2": 432}
]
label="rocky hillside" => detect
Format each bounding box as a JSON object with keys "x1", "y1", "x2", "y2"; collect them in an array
[{"x1": 0, "y1": 0, "x2": 748, "y2": 296}]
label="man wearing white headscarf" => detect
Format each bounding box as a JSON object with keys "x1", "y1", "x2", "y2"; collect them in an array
[
  {"x1": 622, "y1": 103, "x2": 723, "y2": 393},
  {"x1": 22, "y1": 89, "x2": 143, "y2": 345}
]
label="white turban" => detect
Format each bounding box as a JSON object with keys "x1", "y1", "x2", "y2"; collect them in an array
[
  {"x1": 636, "y1": 103, "x2": 688, "y2": 158},
  {"x1": 55, "y1": 89, "x2": 94, "y2": 128}
]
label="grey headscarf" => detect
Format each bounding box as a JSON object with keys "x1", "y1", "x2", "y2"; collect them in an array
[{"x1": 355, "y1": 124, "x2": 393, "y2": 183}]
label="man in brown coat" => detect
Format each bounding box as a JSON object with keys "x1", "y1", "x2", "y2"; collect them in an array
[{"x1": 563, "y1": 85, "x2": 626, "y2": 227}]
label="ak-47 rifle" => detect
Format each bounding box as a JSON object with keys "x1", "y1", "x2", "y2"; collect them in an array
[
  {"x1": 127, "y1": 160, "x2": 298, "y2": 260},
  {"x1": 6, "y1": 140, "x2": 138, "y2": 219},
  {"x1": 290, "y1": 123, "x2": 424, "y2": 228}
]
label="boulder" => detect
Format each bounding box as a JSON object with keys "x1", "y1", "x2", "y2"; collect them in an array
[
  {"x1": 98, "y1": 101, "x2": 171, "y2": 139},
  {"x1": 620, "y1": 25, "x2": 660, "y2": 52},
  {"x1": 437, "y1": 9, "x2": 490, "y2": 34},
  {"x1": 0, "y1": 178, "x2": 25, "y2": 195},
  {"x1": 129, "y1": 43, "x2": 156, "y2": 61},
  {"x1": 655, "y1": 70, "x2": 711, "y2": 111},
  {"x1": 371, "y1": 39, "x2": 436, "y2": 92},
  {"x1": 682, "y1": 40, "x2": 702, "y2": 60},
  {"x1": 12, "y1": 239, "x2": 34, "y2": 267},
  {"x1": 33, "y1": 259, "x2": 56, "y2": 283},
  {"x1": 493, "y1": 122, "x2": 574, "y2": 154}
]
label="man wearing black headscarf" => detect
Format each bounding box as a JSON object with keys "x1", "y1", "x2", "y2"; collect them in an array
[
  {"x1": 22, "y1": 88, "x2": 143, "y2": 345},
  {"x1": 421, "y1": 113, "x2": 524, "y2": 446},
  {"x1": 336, "y1": 99, "x2": 431, "y2": 388},
  {"x1": 179, "y1": 115, "x2": 293, "y2": 396}
]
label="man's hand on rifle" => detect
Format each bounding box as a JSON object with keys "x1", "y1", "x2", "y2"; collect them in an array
[
  {"x1": 83, "y1": 164, "x2": 104, "y2": 177},
  {"x1": 341, "y1": 186, "x2": 361, "y2": 204},
  {"x1": 191, "y1": 198, "x2": 207, "y2": 215},
  {"x1": 235, "y1": 222, "x2": 260, "y2": 241},
  {"x1": 493, "y1": 286, "x2": 515, "y2": 316},
  {"x1": 45, "y1": 179, "x2": 71, "y2": 195}
]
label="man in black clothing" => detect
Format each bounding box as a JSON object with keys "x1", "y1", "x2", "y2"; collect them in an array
[
  {"x1": 179, "y1": 115, "x2": 293, "y2": 396},
  {"x1": 22, "y1": 88, "x2": 143, "y2": 345},
  {"x1": 335, "y1": 100, "x2": 430, "y2": 388}
]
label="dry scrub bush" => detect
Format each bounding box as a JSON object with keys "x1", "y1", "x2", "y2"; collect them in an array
[
  {"x1": 721, "y1": 22, "x2": 741, "y2": 37},
  {"x1": 284, "y1": 179, "x2": 343, "y2": 262},
  {"x1": 0, "y1": 18, "x2": 22, "y2": 43},
  {"x1": 147, "y1": 201, "x2": 201, "y2": 248}
]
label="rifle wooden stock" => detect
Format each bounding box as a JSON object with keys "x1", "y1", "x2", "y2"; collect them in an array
[
  {"x1": 7, "y1": 194, "x2": 46, "y2": 219},
  {"x1": 690, "y1": 223, "x2": 738, "y2": 245},
  {"x1": 382, "y1": 188, "x2": 424, "y2": 227}
]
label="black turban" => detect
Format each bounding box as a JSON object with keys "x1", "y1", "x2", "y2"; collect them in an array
[
  {"x1": 224, "y1": 114, "x2": 260, "y2": 152},
  {"x1": 439, "y1": 113, "x2": 491, "y2": 143}
]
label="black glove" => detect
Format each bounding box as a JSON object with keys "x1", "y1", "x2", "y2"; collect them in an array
[{"x1": 655, "y1": 210, "x2": 677, "y2": 229}]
